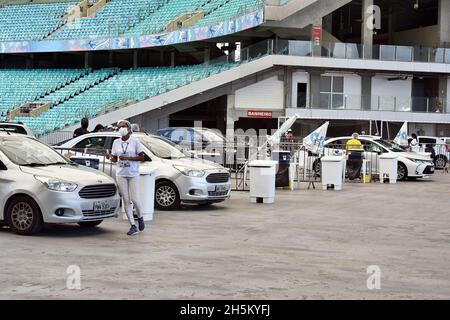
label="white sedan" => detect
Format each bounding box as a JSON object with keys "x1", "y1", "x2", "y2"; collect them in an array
[{"x1": 312, "y1": 136, "x2": 435, "y2": 181}]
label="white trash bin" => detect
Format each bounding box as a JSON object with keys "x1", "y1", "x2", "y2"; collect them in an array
[
  {"x1": 379, "y1": 154, "x2": 398, "y2": 184},
  {"x1": 321, "y1": 156, "x2": 345, "y2": 191},
  {"x1": 122, "y1": 166, "x2": 157, "y2": 222},
  {"x1": 248, "y1": 160, "x2": 278, "y2": 204}
]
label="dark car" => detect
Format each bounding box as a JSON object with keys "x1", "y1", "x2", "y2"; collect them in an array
[{"x1": 156, "y1": 127, "x2": 230, "y2": 165}]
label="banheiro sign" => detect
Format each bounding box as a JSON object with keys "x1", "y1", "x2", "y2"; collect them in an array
[{"x1": 247, "y1": 110, "x2": 273, "y2": 118}]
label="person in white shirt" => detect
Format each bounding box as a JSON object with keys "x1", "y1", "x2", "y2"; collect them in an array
[
  {"x1": 410, "y1": 133, "x2": 420, "y2": 153},
  {"x1": 107, "y1": 120, "x2": 145, "y2": 236}
]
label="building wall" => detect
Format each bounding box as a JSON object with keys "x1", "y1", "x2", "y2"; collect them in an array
[
  {"x1": 235, "y1": 76, "x2": 284, "y2": 110},
  {"x1": 371, "y1": 75, "x2": 413, "y2": 111}
]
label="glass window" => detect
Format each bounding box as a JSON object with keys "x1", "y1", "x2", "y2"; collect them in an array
[
  {"x1": 333, "y1": 77, "x2": 344, "y2": 93},
  {"x1": 320, "y1": 76, "x2": 332, "y2": 92},
  {"x1": 0, "y1": 136, "x2": 68, "y2": 166},
  {"x1": 138, "y1": 136, "x2": 187, "y2": 160},
  {"x1": 169, "y1": 129, "x2": 189, "y2": 144},
  {"x1": 74, "y1": 137, "x2": 107, "y2": 150}
]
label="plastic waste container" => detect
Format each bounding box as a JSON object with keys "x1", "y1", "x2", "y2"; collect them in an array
[
  {"x1": 248, "y1": 160, "x2": 278, "y2": 204},
  {"x1": 271, "y1": 150, "x2": 291, "y2": 188},
  {"x1": 321, "y1": 156, "x2": 345, "y2": 191},
  {"x1": 122, "y1": 166, "x2": 157, "y2": 222},
  {"x1": 379, "y1": 154, "x2": 398, "y2": 184}
]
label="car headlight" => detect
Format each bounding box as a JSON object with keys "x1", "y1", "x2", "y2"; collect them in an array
[
  {"x1": 173, "y1": 165, "x2": 205, "y2": 177},
  {"x1": 34, "y1": 176, "x2": 78, "y2": 192}
]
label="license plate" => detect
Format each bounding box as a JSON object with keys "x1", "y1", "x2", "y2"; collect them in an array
[
  {"x1": 215, "y1": 185, "x2": 229, "y2": 192},
  {"x1": 430, "y1": 167, "x2": 435, "y2": 173},
  {"x1": 94, "y1": 201, "x2": 111, "y2": 211}
]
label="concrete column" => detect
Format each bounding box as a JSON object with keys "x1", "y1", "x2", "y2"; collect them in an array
[
  {"x1": 284, "y1": 67, "x2": 293, "y2": 109},
  {"x1": 438, "y1": 0, "x2": 450, "y2": 47},
  {"x1": 133, "y1": 50, "x2": 138, "y2": 69},
  {"x1": 226, "y1": 94, "x2": 236, "y2": 166},
  {"x1": 309, "y1": 71, "x2": 322, "y2": 108},
  {"x1": 388, "y1": 7, "x2": 395, "y2": 44},
  {"x1": 361, "y1": 74, "x2": 373, "y2": 111},
  {"x1": 438, "y1": 76, "x2": 448, "y2": 112},
  {"x1": 170, "y1": 51, "x2": 175, "y2": 67},
  {"x1": 361, "y1": 0, "x2": 374, "y2": 59},
  {"x1": 311, "y1": 20, "x2": 322, "y2": 57},
  {"x1": 108, "y1": 51, "x2": 114, "y2": 67},
  {"x1": 84, "y1": 52, "x2": 90, "y2": 69},
  {"x1": 159, "y1": 50, "x2": 164, "y2": 65},
  {"x1": 204, "y1": 47, "x2": 210, "y2": 65}
]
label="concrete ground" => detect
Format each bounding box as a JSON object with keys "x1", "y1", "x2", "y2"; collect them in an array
[{"x1": 1, "y1": 173, "x2": 450, "y2": 300}]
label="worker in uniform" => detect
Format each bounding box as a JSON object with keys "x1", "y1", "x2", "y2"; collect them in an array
[{"x1": 346, "y1": 133, "x2": 364, "y2": 181}]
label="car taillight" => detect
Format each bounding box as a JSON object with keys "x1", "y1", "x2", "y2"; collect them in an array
[{"x1": 446, "y1": 144, "x2": 449, "y2": 152}]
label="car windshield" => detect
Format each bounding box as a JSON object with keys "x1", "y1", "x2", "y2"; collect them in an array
[
  {"x1": 0, "y1": 136, "x2": 69, "y2": 166},
  {"x1": 376, "y1": 139, "x2": 405, "y2": 152},
  {"x1": 138, "y1": 136, "x2": 188, "y2": 159},
  {"x1": 202, "y1": 129, "x2": 226, "y2": 143}
]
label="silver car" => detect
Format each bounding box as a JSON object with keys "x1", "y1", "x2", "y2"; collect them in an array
[
  {"x1": 58, "y1": 132, "x2": 231, "y2": 210},
  {"x1": 0, "y1": 133, "x2": 120, "y2": 235}
]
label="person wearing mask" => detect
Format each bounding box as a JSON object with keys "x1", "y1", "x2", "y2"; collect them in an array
[
  {"x1": 107, "y1": 120, "x2": 146, "y2": 236},
  {"x1": 286, "y1": 129, "x2": 294, "y2": 141},
  {"x1": 73, "y1": 117, "x2": 90, "y2": 138},
  {"x1": 410, "y1": 133, "x2": 420, "y2": 153}
]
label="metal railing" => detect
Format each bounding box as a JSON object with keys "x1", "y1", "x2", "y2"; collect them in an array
[
  {"x1": 308, "y1": 93, "x2": 448, "y2": 114},
  {"x1": 277, "y1": 39, "x2": 450, "y2": 64}
]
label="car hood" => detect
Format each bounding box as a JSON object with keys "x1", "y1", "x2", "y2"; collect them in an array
[
  {"x1": 20, "y1": 164, "x2": 115, "y2": 184},
  {"x1": 397, "y1": 152, "x2": 432, "y2": 161},
  {"x1": 160, "y1": 157, "x2": 225, "y2": 170}
]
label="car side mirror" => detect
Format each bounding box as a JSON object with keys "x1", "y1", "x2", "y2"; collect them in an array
[{"x1": 0, "y1": 161, "x2": 7, "y2": 171}]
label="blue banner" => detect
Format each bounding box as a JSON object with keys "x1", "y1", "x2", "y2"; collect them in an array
[{"x1": 0, "y1": 10, "x2": 263, "y2": 54}]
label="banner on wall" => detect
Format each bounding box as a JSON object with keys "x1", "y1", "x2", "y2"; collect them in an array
[{"x1": 0, "y1": 10, "x2": 264, "y2": 54}]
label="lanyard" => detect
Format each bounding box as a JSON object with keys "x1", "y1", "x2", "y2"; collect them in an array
[{"x1": 121, "y1": 142, "x2": 130, "y2": 155}]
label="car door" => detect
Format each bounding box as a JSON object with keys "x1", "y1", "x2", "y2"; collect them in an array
[{"x1": 362, "y1": 140, "x2": 383, "y2": 174}]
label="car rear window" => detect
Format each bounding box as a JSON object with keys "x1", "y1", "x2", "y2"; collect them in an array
[{"x1": 0, "y1": 125, "x2": 27, "y2": 135}]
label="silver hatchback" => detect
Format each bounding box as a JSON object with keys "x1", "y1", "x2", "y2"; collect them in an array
[{"x1": 0, "y1": 133, "x2": 120, "y2": 235}]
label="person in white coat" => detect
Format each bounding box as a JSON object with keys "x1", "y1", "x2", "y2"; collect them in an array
[
  {"x1": 107, "y1": 120, "x2": 146, "y2": 236},
  {"x1": 410, "y1": 133, "x2": 420, "y2": 153}
]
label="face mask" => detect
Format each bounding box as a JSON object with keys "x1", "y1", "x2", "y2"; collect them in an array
[{"x1": 118, "y1": 127, "x2": 129, "y2": 137}]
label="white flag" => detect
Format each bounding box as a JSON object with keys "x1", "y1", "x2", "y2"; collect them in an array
[
  {"x1": 303, "y1": 122, "x2": 329, "y2": 155},
  {"x1": 265, "y1": 114, "x2": 299, "y2": 146},
  {"x1": 394, "y1": 122, "x2": 409, "y2": 147}
]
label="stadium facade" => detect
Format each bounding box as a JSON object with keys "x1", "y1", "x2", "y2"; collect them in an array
[{"x1": 0, "y1": 0, "x2": 449, "y2": 139}]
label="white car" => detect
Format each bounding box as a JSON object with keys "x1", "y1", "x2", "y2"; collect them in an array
[
  {"x1": 0, "y1": 133, "x2": 120, "y2": 235},
  {"x1": 58, "y1": 132, "x2": 231, "y2": 210},
  {"x1": 0, "y1": 121, "x2": 35, "y2": 137},
  {"x1": 417, "y1": 136, "x2": 449, "y2": 169},
  {"x1": 311, "y1": 136, "x2": 435, "y2": 181}
]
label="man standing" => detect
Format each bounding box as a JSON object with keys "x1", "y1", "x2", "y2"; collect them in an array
[
  {"x1": 346, "y1": 133, "x2": 364, "y2": 181},
  {"x1": 73, "y1": 117, "x2": 90, "y2": 138}
]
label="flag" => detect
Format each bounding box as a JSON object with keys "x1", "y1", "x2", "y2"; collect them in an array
[
  {"x1": 303, "y1": 122, "x2": 329, "y2": 155},
  {"x1": 394, "y1": 122, "x2": 409, "y2": 147},
  {"x1": 265, "y1": 114, "x2": 299, "y2": 146}
]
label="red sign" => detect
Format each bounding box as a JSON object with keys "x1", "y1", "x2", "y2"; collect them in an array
[
  {"x1": 247, "y1": 110, "x2": 273, "y2": 118},
  {"x1": 312, "y1": 26, "x2": 322, "y2": 46}
]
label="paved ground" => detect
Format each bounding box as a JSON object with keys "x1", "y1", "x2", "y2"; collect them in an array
[{"x1": 1, "y1": 173, "x2": 450, "y2": 300}]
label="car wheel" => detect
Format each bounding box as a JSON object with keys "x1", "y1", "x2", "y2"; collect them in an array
[
  {"x1": 434, "y1": 156, "x2": 447, "y2": 169},
  {"x1": 6, "y1": 196, "x2": 43, "y2": 236},
  {"x1": 155, "y1": 181, "x2": 180, "y2": 211},
  {"x1": 397, "y1": 162, "x2": 408, "y2": 181},
  {"x1": 78, "y1": 220, "x2": 103, "y2": 228}
]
